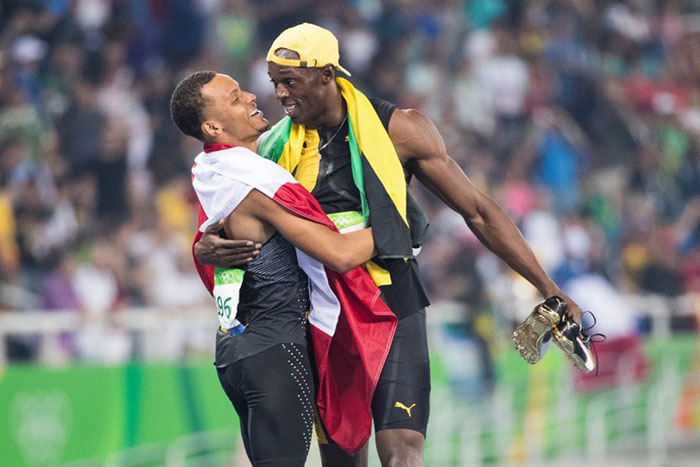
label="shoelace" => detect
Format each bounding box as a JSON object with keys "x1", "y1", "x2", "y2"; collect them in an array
[{"x1": 580, "y1": 310, "x2": 606, "y2": 376}]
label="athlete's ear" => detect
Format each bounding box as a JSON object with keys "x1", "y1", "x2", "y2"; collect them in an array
[
  {"x1": 201, "y1": 120, "x2": 222, "y2": 138},
  {"x1": 320, "y1": 65, "x2": 335, "y2": 84}
]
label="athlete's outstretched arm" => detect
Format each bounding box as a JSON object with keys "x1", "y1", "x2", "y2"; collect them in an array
[
  {"x1": 236, "y1": 189, "x2": 375, "y2": 273},
  {"x1": 389, "y1": 108, "x2": 583, "y2": 322}
]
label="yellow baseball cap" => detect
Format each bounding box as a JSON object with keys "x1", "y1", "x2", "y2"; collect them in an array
[{"x1": 266, "y1": 23, "x2": 351, "y2": 76}]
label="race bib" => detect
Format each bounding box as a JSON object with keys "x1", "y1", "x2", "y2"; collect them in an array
[{"x1": 213, "y1": 267, "x2": 245, "y2": 335}]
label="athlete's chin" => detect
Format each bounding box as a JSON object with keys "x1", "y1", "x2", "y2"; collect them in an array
[
  {"x1": 251, "y1": 114, "x2": 269, "y2": 131},
  {"x1": 287, "y1": 113, "x2": 303, "y2": 124}
]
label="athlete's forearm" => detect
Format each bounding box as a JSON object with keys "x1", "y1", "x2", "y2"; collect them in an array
[
  {"x1": 334, "y1": 228, "x2": 376, "y2": 272},
  {"x1": 289, "y1": 226, "x2": 375, "y2": 273},
  {"x1": 252, "y1": 189, "x2": 375, "y2": 273},
  {"x1": 466, "y1": 197, "x2": 558, "y2": 298}
]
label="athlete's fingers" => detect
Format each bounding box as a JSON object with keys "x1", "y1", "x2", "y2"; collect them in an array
[
  {"x1": 196, "y1": 242, "x2": 260, "y2": 266},
  {"x1": 563, "y1": 300, "x2": 583, "y2": 325},
  {"x1": 213, "y1": 239, "x2": 263, "y2": 251},
  {"x1": 195, "y1": 229, "x2": 261, "y2": 267},
  {"x1": 215, "y1": 250, "x2": 260, "y2": 267}
]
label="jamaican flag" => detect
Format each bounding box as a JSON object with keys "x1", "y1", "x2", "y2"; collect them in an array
[{"x1": 258, "y1": 78, "x2": 414, "y2": 261}]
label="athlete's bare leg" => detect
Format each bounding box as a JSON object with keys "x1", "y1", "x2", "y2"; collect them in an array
[
  {"x1": 319, "y1": 442, "x2": 368, "y2": 467},
  {"x1": 376, "y1": 428, "x2": 424, "y2": 466}
]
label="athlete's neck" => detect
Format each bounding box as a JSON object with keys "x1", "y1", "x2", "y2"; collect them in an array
[{"x1": 208, "y1": 137, "x2": 256, "y2": 152}]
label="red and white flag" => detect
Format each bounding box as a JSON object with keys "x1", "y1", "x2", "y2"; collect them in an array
[{"x1": 191, "y1": 143, "x2": 397, "y2": 454}]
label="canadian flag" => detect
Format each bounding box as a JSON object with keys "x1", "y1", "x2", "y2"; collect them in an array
[{"x1": 191, "y1": 144, "x2": 397, "y2": 454}]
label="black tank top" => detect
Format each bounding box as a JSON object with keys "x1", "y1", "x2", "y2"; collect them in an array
[
  {"x1": 214, "y1": 232, "x2": 309, "y2": 367},
  {"x1": 311, "y1": 97, "x2": 430, "y2": 319},
  {"x1": 311, "y1": 97, "x2": 397, "y2": 212}
]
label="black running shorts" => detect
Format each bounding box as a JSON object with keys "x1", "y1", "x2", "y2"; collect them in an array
[
  {"x1": 371, "y1": 308, "x2": 431, "y2": 436},
  {"x1": 217, "y1": 343, "x2": 315, "y2": 466}
]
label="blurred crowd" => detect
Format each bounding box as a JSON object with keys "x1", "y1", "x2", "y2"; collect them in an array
[{"x1": 1, "y1": 0, "x2": 699, "y2": 362}]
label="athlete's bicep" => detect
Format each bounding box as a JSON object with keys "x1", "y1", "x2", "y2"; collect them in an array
[
  {"x1": 390, "y1": 108, "x2": 483, "y2": 220},
  {"x1": 244, "y1": 190, "x2": 374, "y2": 272}
]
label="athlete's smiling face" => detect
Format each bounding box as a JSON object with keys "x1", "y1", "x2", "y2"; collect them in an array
[
  {"x1": 200, "y1": 73, "x2": 269, "y2": 142},
  {"x1": 268, "y1": 53, "x2": 328, "y2": 128}
]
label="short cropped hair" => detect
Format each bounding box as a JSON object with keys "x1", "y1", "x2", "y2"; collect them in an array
[{"x1": 170, "y1": 71, "x2": 217, "y2": 140}]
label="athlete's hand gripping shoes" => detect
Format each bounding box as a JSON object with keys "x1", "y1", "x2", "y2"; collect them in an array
[{"x1": 513, "y1": 296, "x2": 598, "y2": 373}]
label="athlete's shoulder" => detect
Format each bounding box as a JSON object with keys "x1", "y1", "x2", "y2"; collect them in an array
[
  {"x1": 195, "y1": 145, "x2": 292, "y2": 182},
  {"x1": 388, "y1": 108, "x2": 446, "y2": 162}
]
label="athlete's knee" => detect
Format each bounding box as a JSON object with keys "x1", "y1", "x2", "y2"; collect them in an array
[
  {"x1": 376, "y1": 430, "x2": 424, "y2": 467},
  {"x1": 380, "y1": 446, "x2": 423, "y2": 467}
]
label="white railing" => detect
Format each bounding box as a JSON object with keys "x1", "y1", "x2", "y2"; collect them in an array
[{"x1": 0, "y1": 307, "x2": 217, "y2": 367}]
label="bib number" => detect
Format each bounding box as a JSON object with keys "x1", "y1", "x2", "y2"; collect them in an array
[
  {"x1": 216, "y1": 296, "x2": 234, "y2": 319},
  {"x1": 213, "y1": 268, "x2": 244, "y2": 333}
]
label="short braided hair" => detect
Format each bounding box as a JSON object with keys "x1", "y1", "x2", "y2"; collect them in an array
[{"x1": 170, "y1": 71, "x2": 217, "y2": 140}]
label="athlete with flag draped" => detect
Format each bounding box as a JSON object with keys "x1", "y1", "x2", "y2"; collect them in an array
[
  {"x1": 194, "y1": 23, "x2": 598, "y2": 466},
  {"x1": 170, "y1": 70, "x2": 398, "y2": 466}
]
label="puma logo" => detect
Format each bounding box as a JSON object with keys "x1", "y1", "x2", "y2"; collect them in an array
[{"x1": 394, "y1": 401, "x2": 416, "y2": 417}]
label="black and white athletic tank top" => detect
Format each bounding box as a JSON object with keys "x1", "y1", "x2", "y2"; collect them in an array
[{"x1": 214, "y1": 232, "x2": 309, "y2": 367}]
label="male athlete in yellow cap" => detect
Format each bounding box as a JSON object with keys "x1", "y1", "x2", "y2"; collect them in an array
[{"x1": 196, "y1": 23, "x2": 592, "y2": 466}]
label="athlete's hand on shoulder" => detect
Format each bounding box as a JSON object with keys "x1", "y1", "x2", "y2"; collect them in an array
[{"x1": 194, "y1": 219, "x2": 261, "y2": 267}]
